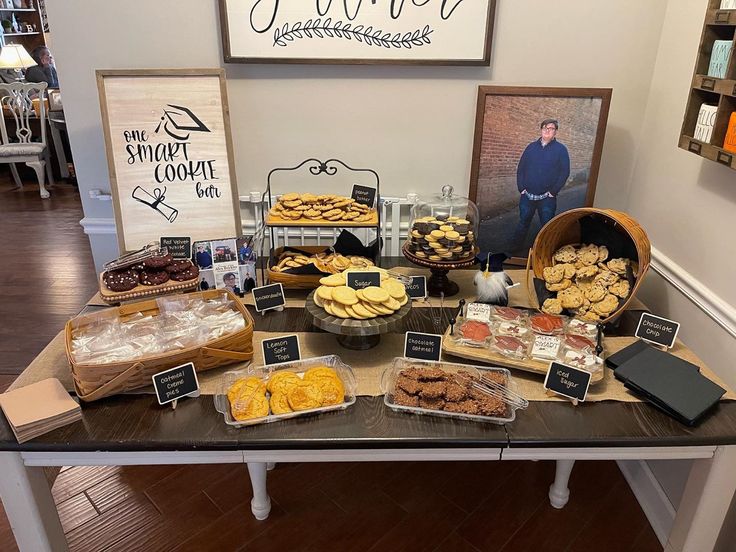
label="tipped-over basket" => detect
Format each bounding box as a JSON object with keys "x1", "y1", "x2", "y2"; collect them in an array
[
  {"x1": 526, "y1": 208, "x2": 650, "y2": 324},
  {"x1": 65, "y1": 289, "x2": 254, "y2": 402}
]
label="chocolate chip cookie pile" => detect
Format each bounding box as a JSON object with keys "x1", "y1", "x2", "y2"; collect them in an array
[
  {"x1": 102, "y1": 254, "x2": 199, "y2": 292},
  {"x1": 227, "y1": 366, "x2": 345, "y2": 421},
  {"x1": 405, "y1": 215, "x2": 476, "y2": 262},
  {"x1": 540, "y1": 243, "x2": 635, "y2": 322},
  {"x1": 313, "y1": 270, "x2": 408, "y2": 319},
  {"x1": 268, "y1": 193, "x2": 375, "y2": 223},
  {"x1": 271, "y1": 250, "x2": 374, "y2": 274},
  {"x1": 391, "y1": 365, "x2": 508, "y2": 418}
]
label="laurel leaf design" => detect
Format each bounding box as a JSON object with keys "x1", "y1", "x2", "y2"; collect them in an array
[{"x1": 272, "y1": 20, "x2": 433, "y2": 49}]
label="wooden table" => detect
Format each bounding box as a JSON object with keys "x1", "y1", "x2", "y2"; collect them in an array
[{"x1": 1, "y1": 264, "x2": 735, "y2": 552}]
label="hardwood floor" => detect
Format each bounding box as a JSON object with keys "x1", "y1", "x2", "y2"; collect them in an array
[{"x1": 0, "y1": 175, "x2": 662, "y2": 551}]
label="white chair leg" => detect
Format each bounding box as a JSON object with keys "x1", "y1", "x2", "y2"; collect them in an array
[
  {"x1": 549, "y1": 459, "x2": 576, "y2": 509},
  {"x1": 26, "y1": 159, "x2": 50, "y2": 199},
  {"x1": 44, "y1": 149, "x2": 55, "y2": 187},
  {"x1": 9, "y1": 163, "x2": 22, "y2": 189}
]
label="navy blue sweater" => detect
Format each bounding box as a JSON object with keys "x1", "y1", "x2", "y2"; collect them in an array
[{"x1": 516, "y1": 138, "x2": 570, "y2": 196}]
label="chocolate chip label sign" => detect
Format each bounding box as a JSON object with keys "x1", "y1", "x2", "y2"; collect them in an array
[
  {"x1": 152, "y1": 362, "x2": 200, "y2": 405},
  {"x1": 160, "y1": 236, "x2": 191, "y2": 259},
  {"x1": 404, "y1": 332, "x2": 442, "y2": 361},
  {"x1": 635, "y1": 313, "x2": 680, "y2": 349},
  {"x1": 252, "y1": 283, "x2": 286, "y2": 312},
  {"x1": 345, "y1": 271, "x2": 381, "y2": 290},
  {"x1": 405, "y1": 276, "x2": 427, "y2": 300},
  {"x1": 543, "y1": 362, "x2": 591, "y2": 402},
  {"x1": 262, "y1": 335, "x2": 301, "y2": 365},
  {"x1": 351, "y1": 184, "x2": 377, "y2": 208}
]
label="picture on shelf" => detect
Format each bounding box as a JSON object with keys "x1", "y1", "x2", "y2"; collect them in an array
[
  {"x1": 193, "y1": 235, "x2": 257, "y2": 293},
  {"x1": 469, "y1": 86, "x2": 612, "y2": 262}
]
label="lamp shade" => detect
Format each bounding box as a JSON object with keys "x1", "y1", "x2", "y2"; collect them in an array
[{"x1": 0, "y1": 44, "x2": 36, "y2": 69}]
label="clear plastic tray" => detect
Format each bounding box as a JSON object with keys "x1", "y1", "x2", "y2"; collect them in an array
[
  {"x1": 380, "y1": 358, "x2": 528, "y2": 425},
  {"x1": 213, "y1": 355, "x2": 357, "y2": 427}
]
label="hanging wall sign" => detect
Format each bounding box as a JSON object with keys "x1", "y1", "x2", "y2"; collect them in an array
[
  {"x1": 97, "y1": 69, "x2": 242, "y2": 253},
  {"x1": 219, "y1": 0, "x2": 496, "y2": 65}
]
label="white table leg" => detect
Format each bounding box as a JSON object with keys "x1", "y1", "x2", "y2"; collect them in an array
[
  {"x1": 665, "y1": 445, "x2": 736, "y2": 552},
  {"x1": 549, "y1": 459, "x2": 576, "y2": 509},
  {"x1": 0, "y1": 452, "x2": 68, "y2": 552},
  {"x1": 246, "y1": 462, "x2": 272, "y2": 521}
]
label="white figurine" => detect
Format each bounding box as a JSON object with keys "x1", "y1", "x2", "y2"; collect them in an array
[{"x1": 474, "y1": 253, "x2": 514, "y2": 306}]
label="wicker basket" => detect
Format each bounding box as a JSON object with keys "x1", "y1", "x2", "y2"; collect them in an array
[
  {"x1": 526, "y1": 208, "x2": 651, "y2": 323},
  {"x1": 267, "y1": 246, "x2": 329, "y2": 289},
  {"x1": 65, "y1": 289, "x2": 254, "y2": 402}
]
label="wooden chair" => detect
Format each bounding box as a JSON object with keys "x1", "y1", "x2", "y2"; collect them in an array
[{"x1": 0, "y1": 81, "x2": 54, "y2": 199}]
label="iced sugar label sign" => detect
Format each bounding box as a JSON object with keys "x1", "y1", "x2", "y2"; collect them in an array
[
  {"x1": 543, "y1": 362, "x2": 591, "y2": 403},
  {"x1": 404, "y1": 332, "x2": 442, "y2": 361},
  {"x1": 262, "y1": 335, "x2": 301, "y2": 365},
  {"x1": 152, "y1": 362, "x2": 200, "y2": 406},
  {"x1": 635, "y1": 313, "x2": 680, "y2": 349}
]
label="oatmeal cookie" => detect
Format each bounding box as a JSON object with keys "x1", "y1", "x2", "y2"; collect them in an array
[{"x1": 558, "y1": 286, "x2": 584, "y2": 309}]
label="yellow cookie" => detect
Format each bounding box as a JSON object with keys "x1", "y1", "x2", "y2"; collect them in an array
[
  {"x1": 269, "y1": 392, "x2": 293, "y2": 415},
  {"x1": 384, "y1": 296, "x2": 401, "y2": 311},
  {"x1": 398, "y1": 294, "x2": 409, "y2": 306},
  {"x1": 231, "y1": 392, "x2": 269, "y2": 421},
  {"x1": 330, "y1": 302, "x2": 351, "y2": 318},
  {"x1": 382, "y1": 279, "x2": 406, "y2": 299},
  {"x1": 317, "y1": 285, "x2": 333, "y2": 301},
  {"x1": 371, "y1": 302, "x2": 394, "y2": 315},
  {"x1": 319, "y1": 274, "x2": 345, "y2": 287},
  {"x1": 345, "y1": 304, "x2": 367, "y2": 319},
  {"x1": 331, "y1": 286, "x2": 359, "y2": 306},
  {"x1": 303, "y1": 366, "x2": 339, "y2": 381},
  {"x1": 287, "y1": 381, "x2": 323, "y2": 411},
  {"x1": 362, "y1": 286, "x2": 390, "y2": 304},
  {"x1": 227, "y1": 377, "x2": 266, "y2": 404},
  {"x1": 266, "y1": 371, "x2": 301, "y2": 394},
  {"x1": 313, "y1": 292, "x2": 325, "y2": 308},
  {"x1": 361, "y1": 301, "x2": 382, "y2": 315},
  {"x1": 314, "y1": 378, "x2": 345, "y2": 406},
  {"x1": 351, "y1": 301, "x2": 375, "y2": 318}
]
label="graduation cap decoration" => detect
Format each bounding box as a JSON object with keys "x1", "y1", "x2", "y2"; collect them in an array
[
  {"x1": 473, "y1": 252, "x2": 515, "y2": 306},
  {"x1": 155, "y1": 104, "x2": 211, "y2": 141}
]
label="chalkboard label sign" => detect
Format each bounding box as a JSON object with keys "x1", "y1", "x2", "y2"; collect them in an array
[
  {"x1": 351, "y1": 184, "x2": 377, "y2": 208},
  {"x1": 635, "y1": 313, "x2": 680, "y2": 349},
  {"x1": 262, "y1": 335, "x2": 301, "y2": 365},
  {"x1": 152, "y1": 362, "x2": 200, "y2": 405},
  {"x1": 346, "y1": 271, "x2": 381, "y2": 290},
  {"x1": 404, "y1": 332, "x2": 442, "y2": 361},
  {"x1": 252, "y1": 283, "x2": 286, "y2": 313},
  {"x1": 160, "y1": 236, "x2": 191, "y2": 259},
  {"x1": 543, "y1": 362, "x2": 591, "y2": 402},
  {"x1": 404, "y1": 276, "x2": 427, "y2": 300}
]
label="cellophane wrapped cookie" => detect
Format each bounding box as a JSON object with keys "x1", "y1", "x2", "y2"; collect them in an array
[{"x1": 454, "y1": 317, "x2": 494, "y2": 348}]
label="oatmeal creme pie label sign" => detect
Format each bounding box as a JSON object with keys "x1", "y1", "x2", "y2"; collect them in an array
[
  {"x1": 152, "y1": 362, "x2": 200, "y2": 405},
  {"x1": 350, "y1": 184, "x2": 377, "y2": 208},
  {"x1": 252, "y1": 283, "x2": 286, "y2": 312},
  {"x1": 160, "y1": 236, "x2": 191, "y2": 259},
  {"x1": 543, "y1": 362, "x2": 591, "y2": 402},
  {"x1": 346, "y1": 271, "x2": 381, "y2": 290},
  {"x1": 404, "y1": 332, "x2": 442, "y2": 361},
  {"x1": 635, "y1": 313, "x2": 680, "y2": 349},
  {"x1": 405, "y1": 276, "x2": 427, "y2": 300},
  {"x1": 262, "y1": 335, "x2": 301, "y2": 365}
]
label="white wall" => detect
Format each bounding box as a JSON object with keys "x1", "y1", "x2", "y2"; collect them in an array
[{"x1": 45, "y1": 0, "x2": 667, "y2": 270}]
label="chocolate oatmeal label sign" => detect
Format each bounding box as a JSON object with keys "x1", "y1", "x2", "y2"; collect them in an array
[
  {"x1": 404, "y1": 332, "x2": 442, "y2": 361},
  {"x1": 262, "y1": 335, "x2": 301, "y2": 365},
  {"x1": 152, "y1": 362, "x2": 200, "y2": 405},
  {"x1": 97, "y1": 70, "x2": 241, "y2": 252},
  {"x1": 543, "y1": 362, "x2": 591, "y2": 403},
  {"x1": 635, "y1": 313, "x2": 680, "y2": 349}
]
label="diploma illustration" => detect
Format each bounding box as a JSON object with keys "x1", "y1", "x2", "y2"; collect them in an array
[{"x1": 132, "y1": 186, "x2": 178, "y2": 222}]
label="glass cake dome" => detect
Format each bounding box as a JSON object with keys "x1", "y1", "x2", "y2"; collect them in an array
[{"x1": 405, "y1": 185, "x2": 480, "y2": 264}]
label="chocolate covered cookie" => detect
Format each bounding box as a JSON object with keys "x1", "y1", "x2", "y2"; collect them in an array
[
  {"x1": 139, "y1": 269, "x2": 170, "y2": 286},
  {"x1": 169, "y1": 265, "x2": 199, "y2": 281},
  {"x1": 103, "y1": 269, "x2": 139, "y2": 292},
  {"x1": 164, "y1": 259, "x2": 193, "y2": 273},
  {"x1": 143, "y1": 254, "x2": 173, "y2": 269}
]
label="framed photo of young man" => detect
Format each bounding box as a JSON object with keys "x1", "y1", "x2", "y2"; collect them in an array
[{"x1": 469, "y1": 86, "x2": 612, "y2": 263}]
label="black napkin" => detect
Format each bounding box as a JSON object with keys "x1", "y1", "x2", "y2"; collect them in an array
[{"x1": 273, "y1": 230, "x2": 380, "y2": 275}]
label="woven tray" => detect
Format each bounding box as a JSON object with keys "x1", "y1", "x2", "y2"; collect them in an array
[{"x1": 98, "y1": 272, "x2": 199, "y2": 304}]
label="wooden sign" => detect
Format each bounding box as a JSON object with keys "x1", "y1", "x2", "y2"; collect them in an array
[
  {"x1": 404, "y1": 332, "x2": 442, "y2": 361},
  {"x1": 160, "y1": 236, "x2": 191, "y2": 259},
  {"x1": 543, "y1": 362, "x2": 591, "y2": 403},
  {"x1": 97, "y1": 69, "x2": 242, "y2": 252},
  {"x1": 152, "y1": 362, "x2": 200, "y2": 405},
  {"x1": 346, "y1": 271, "x2": 381, "y2": 290},
  {"x1": 252, "y1": 283, "x2": 286, "y2": 313},
  {"x1": 635, "y1": 313, "x2": 680, "y2": 349},
  {"x1": 262, "y1": 335, "x2": 301, "y2": 365},
  {"x1": 351, "y1": 184, "x2": 377, "y2": 208},
  {"x1": 219, "y1": 0, "x2": 496, "y2": 65},
  {"x1": 405, "y1": 276, "x2": 427, "y2": 300}
]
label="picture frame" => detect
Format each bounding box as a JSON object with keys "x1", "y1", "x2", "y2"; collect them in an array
[
  {"x1": 469, "y1": 86, "x2": 612, "y2": 264},
  {"x1": 218, "y1": 0, "x2": 496, "y2": 65},
  {"x1": 96, "y1": 69, "x2": 242, "y2": 253}
]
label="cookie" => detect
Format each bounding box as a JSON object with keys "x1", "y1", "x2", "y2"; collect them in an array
[
  {"x1": 139, "y1": 269, "x2": 170, "y2": 286},
  {"x1": 103, "y1": 269, "x2": 139, "y2": 292},
  {"x1": 578, "y1": 245, "x2": 599, "y2": 266},
  {"x1": 597, "y1": 245, "x2": 609, "y2": 263},
  {"x1": 543, "y1": 265, "x2": 565, "y2": 284},
  {"x1": 607, "y1": 258, "x2": 630, "y2": 275},
  {"x1": 362, "y1": 286, "x2": 390, "y2": 304},
  {"x1": 267, "y1": 371, "x2": 301, "y2": 395},
  {"x1": 164, "y1": 260, "x2": 193, "y2": 273},
  {"x1": 143, "y1": 254, "x2": 173, "y2": 268},
  {"x1": 591, "y1": 293, "x2": 619, "y2": 315},
  {"x1": 269, "y1": 392, "x2": 293, "y2": 415},
  {"x1": 558, "y1": 286, "x2": 584, "y2": 309},
  {"x1": 280, "y1": 192, "x2": 299, "y2": 202},
  {"x1": 576, "y1": 265, "x2": 598, "y2": 279},
  {"x1": 169, "y1": 265, "x2": 199, "y2": 281},
  {"x1": 546, "y1": 278, "x2": 571, "y2": 292},
  {"x1": 553, "y1": 245, "x2": 577, "y2": 263},
  {"x1": 542, "y1": 297, "x2": 563, "y2": 315},
  {"x1": 331, "y1": 286, "x2": 359, "y2": 306},
  {"x1": 287, "y1": 381, "x2": 323, "y2": 411},
  {"x1": 609, "y1": 279, "x2": 631, "y2": 298},
  {"x1": 584, "y1": 283, "x2": 607, "y2": 303},
  {"x1": 556, "y1": 263, "x2": 576, "y2": 279},
  {"x1": 594, "y1": 270, "x2": 619, "y2": 288},
  {"x1": 231, "y1": 393, "x2": 269, "y2": 421}
]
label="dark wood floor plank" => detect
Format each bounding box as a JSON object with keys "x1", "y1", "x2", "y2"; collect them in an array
[
  {"x1": 85, "y1": 464, "x2": 180, "y2": 513},
  {"x1": 52, "y1": 466, "x2": 120, "y2": 503},
  {"x1": 144, "y1": 464, "x2": 237, "y2": 514},
  {"x1": 631, "y1": 520, "x2": 664, "y2": 552},
  {"x1": 56, "y1": 492, "x2": 99, "y2": 534},
  {"x1": 432, "y1": 531, "x2": 483, "y2": 552},
  {"x1": 201, "y1": 465, "x2": 253, "y2": 513}
]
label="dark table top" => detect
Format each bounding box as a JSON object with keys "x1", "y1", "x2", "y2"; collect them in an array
[{"x1": 2, "y1": 260, "x2": 736, "y2": 453}]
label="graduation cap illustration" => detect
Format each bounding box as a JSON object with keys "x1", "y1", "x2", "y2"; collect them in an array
[{"x1": 155, "y1": 104, "x2": 210, "y2": 141}]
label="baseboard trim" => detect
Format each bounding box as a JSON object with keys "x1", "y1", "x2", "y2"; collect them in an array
[
  {"x1": 79, "y1": 217, "x2": 116, "y2": 235},
  {"x1": 650, "y1": 246, "x2": 736, "y2": 339},
  {"x1": 617, "y1": 460, "x2": 675, "y2": 547}
]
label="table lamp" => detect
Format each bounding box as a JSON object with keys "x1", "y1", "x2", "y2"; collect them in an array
[{"x1": 0, "y1": 43, "x2": 36, "y2": 79}]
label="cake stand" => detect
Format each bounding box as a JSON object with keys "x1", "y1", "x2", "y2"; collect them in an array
[{"x1": 402, "y1": 244, "x2": 478, "y2": 297}]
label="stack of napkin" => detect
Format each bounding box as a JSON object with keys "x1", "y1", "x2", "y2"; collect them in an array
[{"x1": 0, "y1": 379, "x2": 82, "y2": 443}]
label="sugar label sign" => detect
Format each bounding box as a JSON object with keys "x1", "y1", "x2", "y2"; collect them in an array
[
  {"x1": 635, "y1": 313, "x2": 680, "y2": 349},
  {"x1": 543, "y1": 362, "x2": 591, "y2": 402},
  {"x1": 252, "y1": 283, "x2": 286, "y2": 313},
  {"x1": 404, "y1": 332, "x2": 442, "y2": 362},
  {"x1": 350, "y1": 184, "x2": 377, "y2": 208},
  {"x1": 346, "y1": 271, "x2": 381, "y2": 290},
  {"x1": 405, "y1": 276, "x2": 427, "y2": 300},
  {"x1": 262, "y1": 335, "x2": 301, "y2": 365},
  {"x1": 160, "y1": 236, "x2": 191, "y2": 259},
  {"x1": 152, "y1": 362, "x2": 200, "y2": 405}
]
